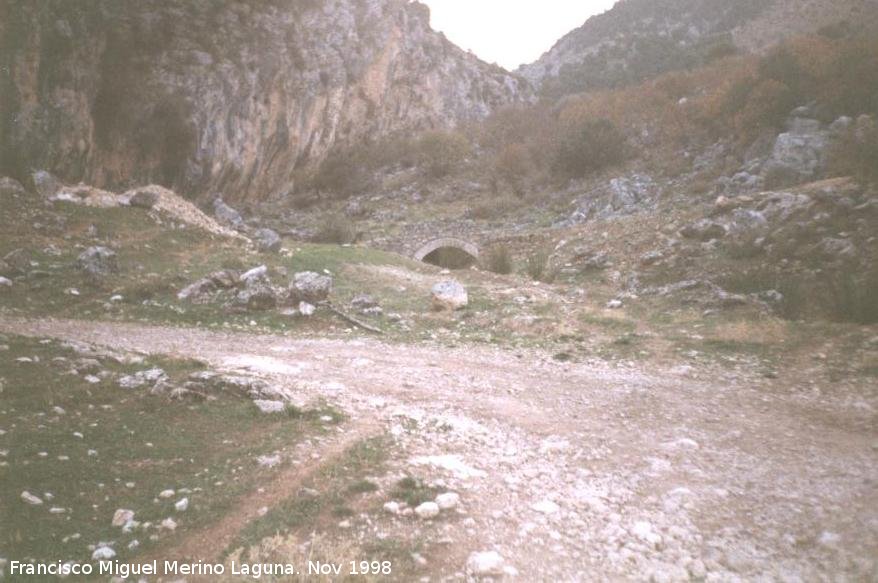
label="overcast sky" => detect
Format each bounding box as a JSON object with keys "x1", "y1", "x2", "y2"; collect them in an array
[{"x1": 421, "y1": 0, "x2": 618, "y2": 70}]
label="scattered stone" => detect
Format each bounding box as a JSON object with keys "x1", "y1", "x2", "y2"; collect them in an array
[
  {"x1": 91, "y1": 546, "x2": 116, "y2": 561},
  {"x1": 257, "y1": 454, "x2": 282, "y2": 468},
  {"x1": 414, "y1": 501, "x2": 440, "y2": 519},
  {"x1": 253, "y1": 400, "x2": 286, "y2": 414},
  {"x1": 431, "y1": 280, "x2": 468, "y2": 311},
  {"x1": 289, "y1": 271, "x2": 332, "y2": 303},
  {"x1": 532, "y1": 499, "x2": 560, "y2": 514},
  {"x1": 213, "y1": 198, "x2": 244, "y2": 230},
  {"x1": 118, "y1": 368, "x2": 168, "y2": 390},
  {"x1": 466, "y1": 551, "x2": 506, "y2": 577},
  {"x1": 160, "y1": 518, "x2": 178, "y2": 531},
  {"x1": 112, "y1": 509, "x2": 134, "y2": 527},
  {"x1": 31, "y1": 170, "x2": 62, "y2": 198},
  {"x1": 351, "y1": 294, "x2": 379, "y2": 311},
  {"x1": 435, "y1": 492, "x2": 460, "y2": 510},
  {"x1": 0, "y1": 277, "x2": 11, "y2": 288},
  {"x1": 253, "y1": 228, "x2": 282, "y2": 252},
  {"x1": 606, "y1": 299, "x2": 623, "y2": 309},
  {"x1": 818, "y1": 531, "x2": 841, "y2": 547},
  {"x1": 299, "y1": 301, "x2": 316, "y2": 317},
  {"x1": 680, "y1": 219, "x2": 726, "y2": 241},
  {"x1": 21, "y1": 491, "x2": 43, "y2": 505},
  {"x1": 631, "y1": 521, "x2": 663, "y2": 548},
  {"x1": 159, "y1": 489, "x2": 175, "y2": 499},
  {"x1": 174, "y1": 498, "x2": 189, "y2": 512},
  {"x1": 76, "y1": 246, "x2": 118, "y2": 277},
  {"x1": 383, "y1": 501, "x2": 401, "y2": 515},
  {"x1": 639, "y1": 250, "x2": 664, "y2": 266}
]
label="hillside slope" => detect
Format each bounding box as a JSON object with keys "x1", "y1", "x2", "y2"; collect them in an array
[
  {"x1": 0, "y1": 0, "x2": 528, "y2": 201},
  {"x1": 519, "y1": 0, "x2": 878, "y2": 97}
]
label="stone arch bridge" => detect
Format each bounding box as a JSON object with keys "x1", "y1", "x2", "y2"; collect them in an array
[{"x1": 412, "y1": 237, "x2": 480, "y2": 263}]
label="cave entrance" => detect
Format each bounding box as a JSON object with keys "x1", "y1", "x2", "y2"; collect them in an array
[
  {"x1": 422, "y1": 246, "x2": 478, "y2": 269},
  {"x1": 413, "y1": 237, "x2": 480, "y2": 270}
]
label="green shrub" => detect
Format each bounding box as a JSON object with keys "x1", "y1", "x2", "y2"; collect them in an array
[
  {"x1": 525, "y1": 248, "x2": 558, "y2": 283},
  {"x1": 721, "y1": 266, "x2": 878, "y2": 324},
  {"x1": 828, "y1": 120, "x2": 878, "y2": 184},
  {"x1": 553, "y1": 119, "x2": 628, "y2": 180},
  {"x1": 822, "y1": 38, "x2": 878, "y2": 117},
  {"x1": 313, "y1": 214, "x2": 356, "y2": 244},
  {"x1": 416, "y1": 131, "x2": 471, "y2": 179},
  {"x1": 827, "y1": 268, "x2": 878, "y2": 324},
  {"x1": 481, "y1": 244, "x2": 513, "y2": 275},
  {"x1": 492, "y1": 142, "x2": 533, "y2": 191},
  {"x1": 311, "y1": 149, "x2": 369, "y2": 198},
  {"x1": 468, "y1": 195, "x2": 522, "y2": 220},
  {"x1": 758, "y1": 46, "x2": 811, "y2": 99}
]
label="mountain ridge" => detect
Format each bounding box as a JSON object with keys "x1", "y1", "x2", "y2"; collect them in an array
[
  {"x1": 519, "y1": 0, "x2": 878, "y2": 97},
  {"x1": 0, "y1": 0, "x2": 528, "y2": 201}
]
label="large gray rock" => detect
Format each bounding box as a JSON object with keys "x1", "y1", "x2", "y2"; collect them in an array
[
  {"x1": 76, "y1": 246, "x2": 118, "y2": 276},
  {"x1": 240, "y1": 265, "x2": 269, "y2": 284},
  {"x1": 761, "y1": 116, "x2": 829, "y2": 189},
  {"x1": 177, "y1": 270, "x2": 239, "y2": 303},
  {"x1": 289, "y1": 272, "x2": 332, "y2": 304},
  {"x1": 31, "y1": 170, "x2": 62, "y2": 198},
  {"x1": 236, "y1": 266, "x2": 277, "y2": 310},
  {"x1": 236, "y1": 282, "x2": 277, "y2": 310},
  {"x1": 567, "y1": 174, "x2": 656, "y2": 224},
  {"x1": 177, "y1": 278, "x2": 217, "y2": 303},
  {"x1": 253, "y1": 228, "x2": 282, "y2": 253},
  {"x1": 431, "y1": 280, "x2": 468, "y2": 311},
  {"x1": 4, "y1": 2, "x2": 526, "y2": 202},
  {"x1": 2, "y1": 249, "x2": 30, "y2": 275},
  {"x1": 715, "y1": 171, "x2": 764, "y2": 196},
  {"x1": 213, "y1": 198, "x2": 244, "y2": 230},
  {"x1": 129, "y1": 189, "x2": 160, "y2": 209}
]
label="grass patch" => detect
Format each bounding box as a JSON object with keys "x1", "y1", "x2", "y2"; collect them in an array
[
  {"x1": 228, "y1": 436, "x2": 391, "y2": 556},
  {"x1": 390, "y1": 476, "x2": 439, "y2": 508},
  {"x1": 0, "y1": 335, "x2": 334, "y2": 565},
  {"x1": 480, "y1": 244, "x2": 513, "y2": 275}
]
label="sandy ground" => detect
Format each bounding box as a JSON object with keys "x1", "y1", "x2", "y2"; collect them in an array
[{"x1": 1, "y1": 316, "x2": 876, "y2": 582}]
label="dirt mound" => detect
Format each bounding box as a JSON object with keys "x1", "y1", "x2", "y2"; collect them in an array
[
  {"x1": 120, "y1": 185, "x2": 243, "y2": 239},
  {"x1": 51, "y1": 181, "x2": 244, "y2": 239}
]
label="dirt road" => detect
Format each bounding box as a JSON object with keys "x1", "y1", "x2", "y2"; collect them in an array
[{"x1": 2, "y1": 316, "x2": 876, "y2": 581}]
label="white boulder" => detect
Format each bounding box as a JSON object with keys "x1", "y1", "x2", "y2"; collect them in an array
[{"x1": 431, "y1": 280, "x2": 468, "y2": 311}]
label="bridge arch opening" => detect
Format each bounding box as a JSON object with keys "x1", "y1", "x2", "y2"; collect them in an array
[
  {"x1": 422, "y1": 246, "x2": 478, "y2": 269},
  {"x1": 413, "y1": 238, "x2": 480, "y2": 270}
]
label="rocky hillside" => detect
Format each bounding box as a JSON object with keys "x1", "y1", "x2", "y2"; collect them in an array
[
  {"x1": 520, "y1": 0, "x2": 878, "y2": 97},
  {"x1": 0, "y1": 0, "x2": 528, "y2": 201}
]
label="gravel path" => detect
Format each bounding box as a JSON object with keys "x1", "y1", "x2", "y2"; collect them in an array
[{"x1": 2, "y1": 316, "x2": 876, "y2": 581}]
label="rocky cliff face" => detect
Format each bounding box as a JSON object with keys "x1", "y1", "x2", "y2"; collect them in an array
[
  {"x1": 0, "y1": 0, "x2": 528, "y2": 201},
  {"x1": 520, "y1": 0, "x2": 878, "y2": 98}
]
